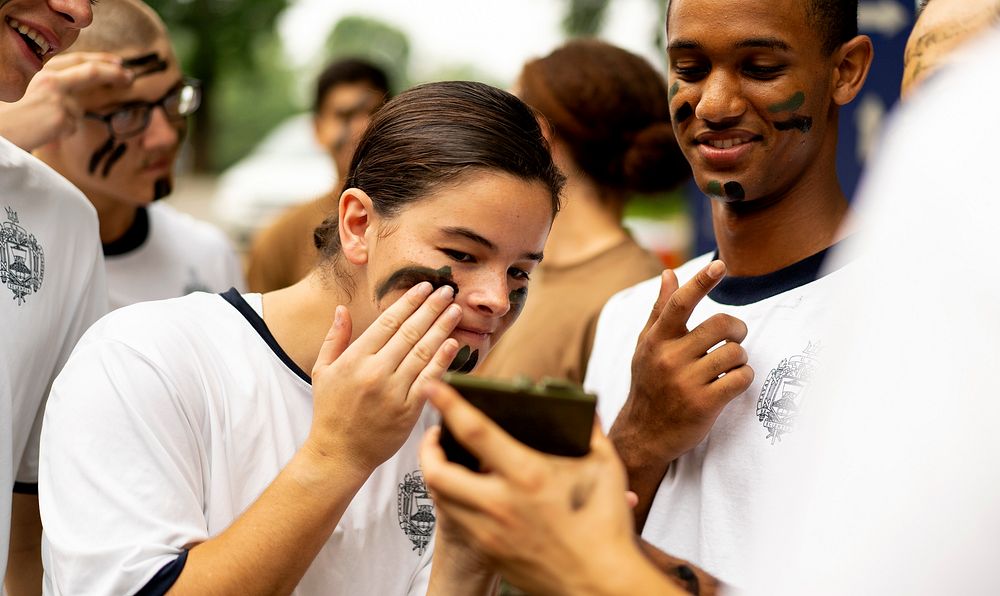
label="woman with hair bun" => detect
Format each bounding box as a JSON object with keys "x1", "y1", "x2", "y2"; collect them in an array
[{"x1": 478, "y1": 38, "x2": 690, "y2": 384}]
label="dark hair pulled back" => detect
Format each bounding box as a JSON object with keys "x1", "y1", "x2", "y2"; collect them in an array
[
  {"x1": 314, "y1": 80, "x2": 565, "y2": 259},
  {"x1": 518, "y1": 38, "x2": 690, "y2": 199}
]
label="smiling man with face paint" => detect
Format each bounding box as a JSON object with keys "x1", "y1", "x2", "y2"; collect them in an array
[
  {"x1": 32, "y1": 0, "x2": 244, "y2": 310},
  {"x1": 583, "y1": 0, "x2": 874, "y2": 588}
]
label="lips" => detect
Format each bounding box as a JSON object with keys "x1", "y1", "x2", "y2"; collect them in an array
[
  {"x1": 453, "y1": 326, "x2": 494, "y2": 346},
  {"x1": 693, "y1": 131, "x2": 761, "y2": 169},
  {"x1": 5, "y1": 17, "x2": 59, "y2": 66}
]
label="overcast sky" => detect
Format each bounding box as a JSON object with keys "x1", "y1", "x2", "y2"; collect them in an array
[{"x1": 278, "y1": 0, "x2": 667, "y2": 86}]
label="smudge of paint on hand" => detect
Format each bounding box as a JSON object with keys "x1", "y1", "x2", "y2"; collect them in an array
[
  {"x1": 724, "y1": 181, "x2": 746, "y2": 200},
  {"x1": 767, "y1": 91, "x2": 805, "y2": 113},
  {"x1": 774, "y1": 116, "x2": 813, "y2": 133},
  {"x1": 153, "y1": 178, "x2": 172, "y2": 201},
  {"x1": 669, "y1": 81, "x2": 681, "y2": 102},
  {"x1": 101, "y1": 143, "x2": 127, "y2": 177},
  {"x1": 375, "y1": 265, "x2": 457, "y2": 301},
  {"x1": 706, "y1": 180, "x2": 724, "y2": 196},
  {"x1": 673, "y1": 102, "x2": 694, "y2": 123},
  {"x1": 88, "y1": 137, "x2": 115, "y2": 174}
]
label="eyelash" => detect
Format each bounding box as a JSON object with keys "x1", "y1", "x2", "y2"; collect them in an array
[
  {"x1": 743, "y1": 64, "x2": 786, "y2": 79},
  {"x1": 441, "y1": 249, "x2": 531, "y2": 282}
]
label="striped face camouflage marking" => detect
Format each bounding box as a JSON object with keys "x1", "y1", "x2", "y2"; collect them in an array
[{"x1": 375, "y1": 265, "x2": 457, "y2": 302}]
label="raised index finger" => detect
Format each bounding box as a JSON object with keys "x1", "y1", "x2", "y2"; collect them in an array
[{"x1": 652, "y1": 260, "x2": 726, "y2": 339}]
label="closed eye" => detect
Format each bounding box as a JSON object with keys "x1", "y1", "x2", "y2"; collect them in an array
[{"x1": 441, "y1": 249, "x2": 475, "y2": 263}]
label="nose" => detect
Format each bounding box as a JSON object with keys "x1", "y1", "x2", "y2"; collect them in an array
[
  {"x1": 694, "y1": 69, "x2": 746, "y2": 125},
  {"x1": 464, "y1": 272, "x2": 511, "y2": 318},
  {"x1": 48, "y1": 0, "x2": 93, "y2": 28},
  {"x1": 143, "y1": 106, "x2": 180, "y2": 151}
]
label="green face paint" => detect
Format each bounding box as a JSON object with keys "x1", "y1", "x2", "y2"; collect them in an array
[
  {"x1": 375, "y1": 265, "x2": 456, "y2": 301},
  {"x1": 706, "y1": 180, "x2": 724, "y2": 196},
  {"x1": 669, "y1": 81, "x2": 681, "y2": 102},
  {"x1": 768, "y1": 91, "x2": 805, "y2": 113}
]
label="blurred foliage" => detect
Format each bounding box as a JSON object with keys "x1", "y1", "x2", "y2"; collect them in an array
[
  {"x1": 324, "y1": 15, "x2": 411, "y2": 95},
  {"x1": 146, "y1": 0, "x2": 297, "y2": 172},
  {"x1": 562, "y1": 0, "x2": 610, "y2": 36}
]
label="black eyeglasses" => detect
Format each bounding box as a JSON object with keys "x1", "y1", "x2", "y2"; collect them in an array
[{"x1": 85, "y1": 78, "x2": 202, "y2": 139}]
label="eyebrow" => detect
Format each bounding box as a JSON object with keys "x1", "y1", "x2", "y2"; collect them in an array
[
  {"x1": 442, "y1": 226, "x2": 544, "y2": 262},
  {"x1": 667, "y1": 37, "x2": 791, "y2": 51}
]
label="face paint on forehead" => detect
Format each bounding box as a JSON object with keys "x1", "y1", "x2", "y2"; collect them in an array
[
  {"x1": 774, "y1": 116, "x2": 813, "y2": 133},
  {"x1": 375, "y1": 265, "x2": 458, "y2": 302},
  {"x1": 673, "y1": 102, "x2": 694, "y2": 124},
  {"x1": 768, "y1": 91, "x2": 806, "y2": 113},
  {"x1": 448, "y1": 345, "x2": 479, "y2": 374},
  {"x1": 121, "y1": 52, "x2": 168, "y2": 80}
]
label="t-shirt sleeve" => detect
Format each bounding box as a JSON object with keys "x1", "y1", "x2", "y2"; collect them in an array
[
  {"x1": 16, "y1": 233, "x2": 107, "y2": 487},
  {"x1": 40, "y1": 335, "x2": 206, "y2": 595}
]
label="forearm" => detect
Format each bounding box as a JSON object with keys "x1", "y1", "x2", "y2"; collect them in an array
[
  {"x1": 638, "y1": 539, "x2": 721, "y2": 596},
  {"x1": 168, "y1": 447, "x2": 370, "y2": 595},
  {"x1": 607, "y1": 415, "x2": 674, "y2": 531},
  {"x1": 5, "y1": 494, "x2": 43, "y2": 596}
]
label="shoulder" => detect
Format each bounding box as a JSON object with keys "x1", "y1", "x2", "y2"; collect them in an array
[
  {"x1": 0, "y1": 138, "x2": 98, "y2": 225},
  {"x1": 149, "y1": 202, "x2": 233, "y2": 251}
]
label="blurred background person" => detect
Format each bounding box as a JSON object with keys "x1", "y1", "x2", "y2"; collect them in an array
[
  {"x1": 476, "y1": 38, "x2": 689, "y2": 385},
  {"x1": 245, "y1": 58, "x2": 389, "y2": 293},
  {"x1": 32, "y1": 0, "x2": 244, "y2": 310}
]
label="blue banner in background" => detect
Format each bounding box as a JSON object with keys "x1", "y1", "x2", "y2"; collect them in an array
[{"x1": 688, "y1": 0, "x2": 917, "y2": 257}]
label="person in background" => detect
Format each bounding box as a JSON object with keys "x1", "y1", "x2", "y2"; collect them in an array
[
  {"x1": 31, "y1": 0, "x2": 244, "y2": 310},
  {"x1": 0, "y1": 0, "x2": 108, "y2": 594},
  {"x1": 246, "y1": 58, "x2": 390, "y2": 293},
  {"x1": 476, "y1": 38, "x2": 689, "y2": 385}
]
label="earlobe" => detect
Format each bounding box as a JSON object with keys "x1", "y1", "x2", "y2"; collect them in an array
[
  {"x1": 831, "y1": 35, "x2": 875, "y2": 106},
  {"x1": 338, "y1": 188, "x2": 373, "y2": 266}
]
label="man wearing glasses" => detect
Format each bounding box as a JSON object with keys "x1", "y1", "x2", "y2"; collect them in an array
[{"x1": 33, "y1": 0, "x2": 244, "y2": 309}]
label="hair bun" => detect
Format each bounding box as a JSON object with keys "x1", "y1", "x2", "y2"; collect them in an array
[{"x1": 622, "y1": 122, "x2": 691, "y2": 193}]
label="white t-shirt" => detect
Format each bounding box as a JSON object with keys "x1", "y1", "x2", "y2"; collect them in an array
[
  {"x1": 104, "y1": 201, "x2": 245, "y2": 310},
  {"x1": 0, "y1": 136, "x2": 107, "y2": 581},
  {"x1": 739, "y1": 28, "x2": 1000, "y2": 596},
  {"x1": 39, "y1": 290, "x2": 435, "y2": 595},
  {"x1": 585, "y1": 248, "x2": 852, "y2": 587}
]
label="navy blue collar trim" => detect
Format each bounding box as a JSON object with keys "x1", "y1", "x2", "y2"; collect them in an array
[
  {"x1": 708, "y1": 240, "x2": 848, "y2": 306},
  {"x1": 103, "y1": 207, "x2": 149, "y2": 256},
  {"x1": 220, "y1": 288, "x2": 312, "y2": 384}
]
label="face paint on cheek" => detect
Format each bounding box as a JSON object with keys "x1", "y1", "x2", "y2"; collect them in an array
[
  {"x1": 101, "y1": 143, "x2": 127, "y2": 177},
  {"x1": 374, "y1": 265, "x2": 457, "y2": 302},
  {"x1": 88, "y1": 137, "x2": 115, "y2": 174},
  {"x1": 768, "y1": 91, "x2": 805, "y2": 113},
  {"x1": 669, "y1": 81, "x2": 681, "y2": 102},
  {"x1": 153, "y1": 178, "x2": 172, "y2": 201},
  {"x1": 448, "y1": 345, "x2": 480, "y2": 374},
  {"x1": 774, "y1": 116, "x2": 813, "y2": 133},
  {"x1": 723, "y1": 181, "x2": 745, "y2": 200},
  {"x1": 673, "y1": 102, "x2": 694, "y2": 124},
  {"x1": 508, "y1": 287, "x2": 528, "y2": 318}
]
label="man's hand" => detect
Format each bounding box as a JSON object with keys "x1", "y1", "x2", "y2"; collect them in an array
[
  {"x1": 0, "y1": 52, "x2": 132, "y2": 151},
  {"x1": 421, "y1": 381, "x2": 686, "y2": 596},
  {"x1": 307, "y1": 281, "x2": 461, "y2": 478},
  {"x1": 610, "y1": 260, "x2": 754, "y2": 528}
]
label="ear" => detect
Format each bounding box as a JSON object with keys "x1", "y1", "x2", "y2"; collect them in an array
[
  {"x1": 831, "y1": 35, "x2": 875, "y2": 106},
  {"x1": 338, "y1": 187, "x2": 374, "y2": 266}
]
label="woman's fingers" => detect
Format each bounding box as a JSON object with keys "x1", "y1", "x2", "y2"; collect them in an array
[{"x1": 349, "y1": 282, "x2": 435, "y2": 354}]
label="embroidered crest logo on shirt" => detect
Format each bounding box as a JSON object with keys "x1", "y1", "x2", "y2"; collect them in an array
[
  {"x1": 0, "y1": 205, "x2": 45, "y2": 306},
  {"x1": 756, "y1": 342, "x2": 821, "y2": 444},
  {"x1": 397, "y1": 470, "x2": 435, "y2": 555}
]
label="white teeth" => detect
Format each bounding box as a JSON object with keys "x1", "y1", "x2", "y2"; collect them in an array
[
  {"x1": 708, "y1": 138, "x2": 748, "y2": 149},
  {"x1": 7, "y1": 17, "x2": 50, "y2": 57}
]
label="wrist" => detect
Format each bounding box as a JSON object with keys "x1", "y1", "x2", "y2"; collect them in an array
[
  {"x1": 293, "y1": 440, "x2": 373, "y2": 497},
  {"x1": 580, "y1": 543, "x2": 680, "y2": 596}
]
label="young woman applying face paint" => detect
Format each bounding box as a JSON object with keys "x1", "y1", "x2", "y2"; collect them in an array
[
  {"x1": 476, "y1": 38, "x2": 690, "y2": 385},
  {"x1": 39, "y1": 80, "x2": 563, "y2": 595}
]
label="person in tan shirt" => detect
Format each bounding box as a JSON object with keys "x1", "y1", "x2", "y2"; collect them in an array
[
  {"x1": 476, "y1": 39, "x2": 690, "y2": 384},
  {"x1": 246, "y1": 58, "x2": 389, "y2": 292}
]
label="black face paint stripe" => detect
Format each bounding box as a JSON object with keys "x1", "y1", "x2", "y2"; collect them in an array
[
  {"x1": 449, "y1": 345, "x2": 472, "y2": 372},
  {"x1": 456, "y1": 349, "x2": 479, "y2": 374},
  {"x1": 375, "y1": 266, "x2": 456, "y2": 302},
  {"x1": 724, "y1": 181, "x2": 745, "y2": 200},
  {"x1": 88, "y1": 137, "x2": 115, "y2": 174},
  {"x1": 673, "y1": 102, "x2": 694, "y2": 123},
  {"x1": 774, "y1": 116, "x2": 813, "y2": 132},
  {"x1": 101, "y1": 143, "x2": 127, "y2": 177}
]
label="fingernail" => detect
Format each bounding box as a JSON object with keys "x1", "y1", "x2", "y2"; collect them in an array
[
  {"x1": 439, "y1": 285, "x2": 455, "y2": 299},
  {"x1": 708, "y1": 260, "x2": 725, "y2": 279},
  {"x1": 413, "y1": 281, "x2": 433, "y2": 295},
  {"x1": 447, "y1": 304, "x2": 462, "y2": 318}
]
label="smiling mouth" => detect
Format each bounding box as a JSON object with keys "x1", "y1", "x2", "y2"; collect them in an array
[
  {"x1": 704, "y1": 138, "x2": 753, "y2": 149},
  {"x1": 6, "y1": 18, "x2": 51, "y2": 60}
]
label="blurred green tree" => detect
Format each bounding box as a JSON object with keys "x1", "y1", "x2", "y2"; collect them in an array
[
  {"x1": 146, "y1": 0, "x2": 297, "y2": 172},
  {"x1": 562, "y1": 0, "x2": 610, "y2": 36}
]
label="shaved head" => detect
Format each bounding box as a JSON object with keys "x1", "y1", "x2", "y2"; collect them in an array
[
  {"x1": 903, "y1": 0, "x2": 1000, "y2": 95},
  {"x1": 68, "y1": 0, "x2": 167, "y2": 53}
]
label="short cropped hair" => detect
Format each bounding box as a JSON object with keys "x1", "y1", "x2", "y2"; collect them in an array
[
  {"x1": 806, "y1": 0, "x2": 860, "y2": 54},
  {"x1": 313, "y1": 58, "x2": 391, "y2": 114},
  {"x1": 68, "y1": 0, "x2": 166, "y2": 53}
]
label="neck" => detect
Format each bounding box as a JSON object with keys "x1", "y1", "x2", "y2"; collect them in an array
[
  {"x1": 711, "y1": 164, "x2": 850, "y2": 277},
  {"x1": 543, "y1": 171, "x2": 630, "y2": 268},
  {"x1": 88, "y1": 193, "x2": 141, "y2": 245},
  {"x1": 262, "y1": 268, "x2": 373, "y2": 376}
]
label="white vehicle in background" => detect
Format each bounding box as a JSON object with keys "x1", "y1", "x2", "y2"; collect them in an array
[{"x1": 213, "y1": 113, "x2": 336, "y2": 250}]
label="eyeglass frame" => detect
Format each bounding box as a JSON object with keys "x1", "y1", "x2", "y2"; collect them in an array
[{"x1": 84, "y1": 77, "x2": 202, "y2": 140}]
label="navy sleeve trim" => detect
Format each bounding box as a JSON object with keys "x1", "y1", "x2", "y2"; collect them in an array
[
  {"x1": 135, "y1": 550, "x2": 188, "y2": 596},
  {"x1": 12, "y1": 482, "x2": 38, "y2": 495},
  {"x1": 219, "y1": 288, "x2": 311, "y2": 384}
]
